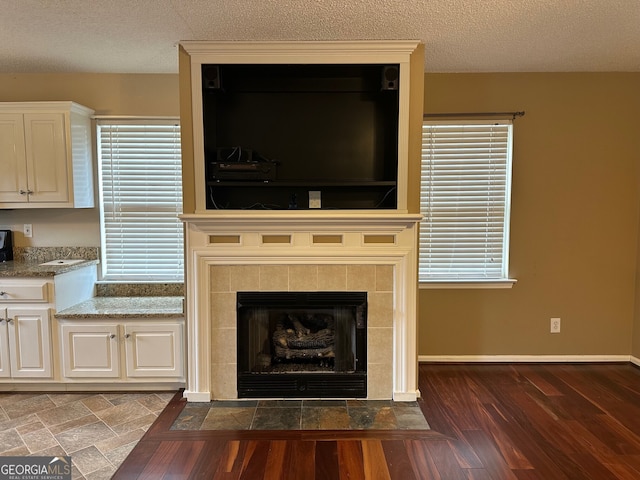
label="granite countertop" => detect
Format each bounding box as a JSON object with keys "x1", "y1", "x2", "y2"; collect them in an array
[
  {"x1": 55, "y1": 296, "x2": 184, "y2": 319},
  {"x1": 0, "y1": 259, "x2": 99, "y2": 278}
]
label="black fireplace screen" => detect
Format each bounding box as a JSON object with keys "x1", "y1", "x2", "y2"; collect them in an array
[{"x1": 236, "y1": 291, "x2": 367, "y2": 398}]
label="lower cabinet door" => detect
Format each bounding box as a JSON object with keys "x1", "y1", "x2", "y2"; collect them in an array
[
  {"x1": 124, "y1": 323, "x2": 183, "y2": 378},
  {"x1": 61, "y1": 324, "x2": 120, "y2": 378},
  {"x1": 7, "y1": 307, "x2": 52, "y2": 378},
  {"x1": 0, "y1": 310, "x2": 10, "y2": 378}
]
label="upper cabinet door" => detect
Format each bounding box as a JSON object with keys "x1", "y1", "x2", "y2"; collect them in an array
[
  {"x1": 23, "y1": 113, "x2": 70, "y2": 203},
  {"x1": 0, "y1": 102, "x2": 95, "y2": 209},
  {"x1": 0, "y1": 114, "x2": 28, "y2": 203}
]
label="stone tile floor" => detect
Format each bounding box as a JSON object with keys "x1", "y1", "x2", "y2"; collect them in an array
[
  {"x1": 0, "y1": 391, "x2": 174, "y2": 480},
  {"x1": 172, "y1": 399, "x2": 430, "y2": 431}
]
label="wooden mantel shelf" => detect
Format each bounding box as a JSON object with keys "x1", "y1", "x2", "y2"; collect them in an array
[{"x1": 180, "y1": 212, "x2": 423, "y2": 232}]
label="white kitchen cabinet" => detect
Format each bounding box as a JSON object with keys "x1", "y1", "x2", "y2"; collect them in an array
[
  {"x1": 59, "y1": 319, "x2": 184, "y2": 382},
  {"x1": 0, "y1": 279, "x2": 53, "y2": 379},
  {"x1": 0, "y1": 307, "x2": 52, "y2": 378},
  {"x1": 0, "y1": 308, "x2": 9, "y2": 377},
  {"x1": 0, "y1": 267, "x2": 96, "y2": 384},
  {"x1": 124, "y1": 323, "x2": 183, "y2": 378},
  {"x1": 0, "y1": 101, "x2": 94, "y2": 208},
  {"x1": 60, "y1": 323, "x2": 120, "y2": 378}
]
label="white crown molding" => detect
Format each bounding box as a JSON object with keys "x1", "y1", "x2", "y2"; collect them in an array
[
  {"x1": 0, "y1": 101, "x2": 93, "y2": 115},
  {"x1": 180, "y1": 40, "x2": 422, "y2": 59}
]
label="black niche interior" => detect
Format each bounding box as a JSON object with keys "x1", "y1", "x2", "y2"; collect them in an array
[
  {"x1": 236, "y1": 291, "x2": 367, "y2": 398},
  {"x1": 202, "y1": 63, "x2": 399, "y2": 210}
]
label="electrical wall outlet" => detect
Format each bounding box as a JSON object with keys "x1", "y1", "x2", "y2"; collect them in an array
[
  {"x1": 23, "y1": 224, "x2": 32, "y2": 238},
  {"x1": 309, "y1": 191, "x2": 321, "y2": 209},
  {"x1": 550, "y1": 317, "x2": 561, "y2": 333}
]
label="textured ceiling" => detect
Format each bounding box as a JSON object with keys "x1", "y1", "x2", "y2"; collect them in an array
[{"x1": 1, "y1": 0, "x2": 639, "y2": 74}]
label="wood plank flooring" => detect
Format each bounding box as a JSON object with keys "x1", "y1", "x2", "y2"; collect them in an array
[{"x1": 114, "y1": 363, "x2": 640, "y2": 479}]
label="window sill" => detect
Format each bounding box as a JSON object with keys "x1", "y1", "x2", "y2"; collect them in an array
[{"x1": 419, "y1": 279, "x2": 517, "y2": 289}]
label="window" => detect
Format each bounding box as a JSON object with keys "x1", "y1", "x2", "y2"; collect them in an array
[
  {"x1": 419, "y1": 120, "x2": 514, "y2": 286},
  {"x1": 97, "y1": 119, "x2": 183, "y2": 282}
]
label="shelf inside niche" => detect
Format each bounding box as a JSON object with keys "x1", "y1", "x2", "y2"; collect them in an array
[{"x1": 206, "y1": 180, "x2": 397, "y2": 188}]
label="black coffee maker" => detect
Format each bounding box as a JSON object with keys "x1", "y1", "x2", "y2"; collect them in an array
[{"x1": 0, "y1": 230, "x2": 13, "y2": 262}]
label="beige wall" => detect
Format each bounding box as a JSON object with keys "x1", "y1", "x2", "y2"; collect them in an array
[
  {"x1": 420, "y1": 73, "x2": 640, "y2": 357},
  {"x1": 2, "y1": 71, "x2": 639, "y2": 359},
  {"x1": 0, "y1": 73, "x2": 179, "y2": 247}
]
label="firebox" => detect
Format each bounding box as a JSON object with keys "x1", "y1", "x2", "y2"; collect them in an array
[{"x1": 237, "y1": 291, "x2": 367, "y2": 398}]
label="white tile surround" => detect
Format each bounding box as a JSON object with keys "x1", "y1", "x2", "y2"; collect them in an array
[{"x1": 181, "y1": 212, "x2": 422, "y2": 402}]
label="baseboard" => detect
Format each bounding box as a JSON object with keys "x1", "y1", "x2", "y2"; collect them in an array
[
  {"x1": 631, "y1": 356, "x2": 640, "y2": 367},
  {"x1": 183, "y1": 390, "x2": 211, "y2": 402},
  {"x1": 419, "y1": 354, "x2": 632, "y2": 363},
  {"x1": 393, "y1": 391, "x2": 419, "y2": 402}
]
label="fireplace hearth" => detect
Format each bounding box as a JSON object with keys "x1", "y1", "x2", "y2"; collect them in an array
[{"x1": 237, "y1": 292, "x2": 367, "y2": 398}]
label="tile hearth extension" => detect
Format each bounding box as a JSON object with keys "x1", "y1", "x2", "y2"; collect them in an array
[{"x1": 171, "y1": 399, "x2": 430, "y2": 431}]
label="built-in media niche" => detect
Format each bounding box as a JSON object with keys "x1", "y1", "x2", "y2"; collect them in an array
[{"x1": 201, "y1": 63, "x2": 400, "y2": 210}]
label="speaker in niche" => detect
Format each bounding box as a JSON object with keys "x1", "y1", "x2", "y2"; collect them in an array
[
  {"x1": 382, "y1": 65, "x2": 399, "y2": 90},
  {"x1": 203, "y1": 65, "x2": 221, "y2": 89}
]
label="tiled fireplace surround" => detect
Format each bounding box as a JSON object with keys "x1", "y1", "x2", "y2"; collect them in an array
[
  {"x1": 213, "y1": 263, "x2": 390, "y2": 399},
  {"x1": 182, "y1": 213, "x2": 422, "y2": 403}
]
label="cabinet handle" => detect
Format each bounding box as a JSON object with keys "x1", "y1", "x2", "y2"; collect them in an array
[
  {"x1": 124, "y1": 333, "x2": 131, "y2": 338},
  {"x1": 109, "y1": 334, "x2": 116, "y2": 339},
  {"x1": 19, "y1": 190, "x2": 33, "y2": 195},
  {"x1": 0, "y1": 291, "x2": 6, "y2": 296},
  {"x1": 6, "y1": 318, "x2": 13, "y2": 324}
]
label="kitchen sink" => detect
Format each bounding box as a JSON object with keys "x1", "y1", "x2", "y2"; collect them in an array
[{"x1": 39, "y1": 259, "x2": 86, "y2": 266}]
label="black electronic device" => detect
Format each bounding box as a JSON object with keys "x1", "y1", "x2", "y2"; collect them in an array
[
  {"x1": 202, "y1": 65, "x2": 221, "y2": 89},
  {"x1": 0, "y1": 230, "x2": 13, "y2": 262},
  {"x1": 209, "y1": 147, "x2": 278, "y2": 182},
  {"x1": 382, "y1": 65, "x2": 399, "y2": 90}
]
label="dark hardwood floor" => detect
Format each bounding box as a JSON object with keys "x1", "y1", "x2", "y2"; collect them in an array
[{"x1": 114, "y1": 363, "x2": 640, "y2": 479}]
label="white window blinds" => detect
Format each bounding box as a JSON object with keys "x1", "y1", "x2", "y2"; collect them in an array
[
  {"x1": 97, "y1": 119, "x2": 183, "y2": 281},
  {"x1": 419, "y1": 120, "x2": 513, "y2": 282}
]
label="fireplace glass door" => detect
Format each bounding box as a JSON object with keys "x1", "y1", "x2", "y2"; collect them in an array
[{"x1": 237, "y1": 292, "x2": 367, "y2": 398}]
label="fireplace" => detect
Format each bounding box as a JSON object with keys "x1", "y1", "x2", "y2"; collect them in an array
[
  {"x1": 179, "y1": 216, "x2": 421, "y2": 402},
  {"x1": 237, "y1": 291, "x2": 367, "y2": 398}
]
